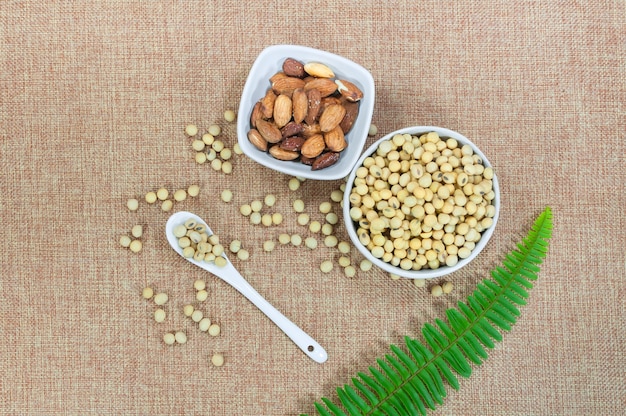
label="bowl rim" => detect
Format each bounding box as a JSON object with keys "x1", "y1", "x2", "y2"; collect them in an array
[
  {"x1": 342, "y1": 125, "x2": 500, "y2": 279},
  {"x1": 237, "y1": 44, "x2": 376, "y2": 180}
]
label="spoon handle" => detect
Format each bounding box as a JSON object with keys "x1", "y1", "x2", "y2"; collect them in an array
[{"x1": 219, "y1": 262, "x2": 328, "y2": 364}]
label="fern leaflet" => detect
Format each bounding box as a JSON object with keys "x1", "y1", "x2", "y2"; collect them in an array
[{"x1": 307, "y1": 207, "x2": 553, "y2": 416}]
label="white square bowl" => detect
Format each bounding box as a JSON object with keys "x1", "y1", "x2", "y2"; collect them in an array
[{"x1": 237, "y1": 45, "x2": 375, "y2": 180}]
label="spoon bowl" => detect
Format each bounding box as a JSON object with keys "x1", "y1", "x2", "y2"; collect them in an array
[{"x1": 165, "y1": 211, "x2": 328, "y2": 364}]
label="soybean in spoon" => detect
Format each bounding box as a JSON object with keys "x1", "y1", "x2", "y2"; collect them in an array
[{"x1": 165, "y1": 211, "x2": 328, "y2": 364}]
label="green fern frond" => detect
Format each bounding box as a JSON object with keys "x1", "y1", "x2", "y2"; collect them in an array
[{"x1": 309, "y1": 207, "x2": 553, "y2": 416}]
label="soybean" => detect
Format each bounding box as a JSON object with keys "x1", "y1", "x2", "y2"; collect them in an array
[
  {"x1": 199, "y1": 317, "x2": 212, "y2": 332},
  {"x1": 208, "y1": 324, "x2": 221, "y2": 337},
  {"x1": 263, "y1": 240, "x2": 275, "y2": 252},
  {"x1": 271, "y1": 213, "x2": 283, "y2": 225},
  {"x1": 320, "y1": 260, "x2": 333, "y2": 273},
  {"x1": 278, "y1": 234, "x2": 291, "y2": 245},
  {"x1": 154, "y1": 293, "x2": 168, "y2": 306},
  {"x1": 348, "y1": 131, "x2": 496, "y2": 272},
  {"x1": 264, "y1": 194, "x2": 276, "y2": 207},
  {"x1": 154, "y1": 309, "x2": 166, "y2": 323},
  {"x1": 344, "y1": 265, "x2": 357, "y2": 278},
  {"x1": 131, "y1": 225, "x2": 143, "y2": 238},
  {"x1": 224, "y1": 110, "x2": 236, "y2": 122},
  {"x1": 183, "y1": 304, "x2": 194, "y2": 317},
  {"x1": 163, "y1": 332, "x2": 176, "y2": 345},
  {"x1": 290, "y1": 234, "x2": 302, "y2": 246},
  {"x1": 288, "y1": 177, "x2": 301, "y2": 191},
  {"x1": 127, "y1": 198, "x2": 139, "y2": 211},
  {"x1": 129, "y1": 239, "x2": 143, "y2": 253},
  {"x1": 185, "y1": 124, "x2": 198, "y2": 136},
  {"x1": 208, "y1": 124, "x2": 221, "y2": 137},
  {"x1": 191, "y1": 310, "x2": 204, "y2": 323},
  {"x1": 187, "y1": 184, "x2": 200, "y2": 197},
  {"x1": 211, "y1": 353, "x2": 225, "y2": 367},
  {"x1": 173, "y1": 189, "x2": 187, "y2": 202},
  {"x1": 119, "y1": 235, "x2": 132, "y2": 248},
  {"x1": 142, "y1": 287, "x2": 154, "y2": 299},
  {"x1": 305, "y1": 237, "x2": 318, "y2": 250},
  {"x1": 430, "y1": 284, "x2": 443, "y2": 297},
  {"x1": 174, "y1": 331, "x2": 187, "y2": 344},
  {"x1": 161, "y1": 200, "x2": 173, "y2": 212},
  {"x1": 145, "y1": 191, "x2": 157, "y2": 204}
]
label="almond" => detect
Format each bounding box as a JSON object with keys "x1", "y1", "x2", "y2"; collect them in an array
[
  {"x1": 305, "y1": 88, "x2": 322, "y2": 125},
  {"x1": 324, "y1": 125, "x2": 347, "y2": 152},
  {"x1": 282, "y1": 58, "x2": 305, "y2": 78},
  {"x1": 280, "y1": 136, "x2": 306, "y2": 152},
  {"x1": 320, "y1": 96, "x2": 342, "y2": 112},
  {"x1": 272, "y1": 76, "x2": 306, "y2": 96},
  {"x1": 291, "y1": 88, "x2": 308, "y2": 124},
  {"x1": 247, "y1": 129, "x2": 267, "y2": 151},
  {"x1": 300, "y1": 155, "x2": 315, "y2": 165},
  {"x1": 301, "y1": 123, "x2": 321, "y2": 138},
  {"x1": 335, "y1": 79, "x2": 364, "y2": 102},
  {"x1": 269, "y1": 145, "x2": 300, "y2": 161},
  {"x1": 339, "y1": 101, "x2": 359, "y2": 134},
  {"x1": 304, "y1": 78, "x2": 337, "y2": 97},
  {"x1": 256, "y1": 119, "x2": 282, "y2": 143},
  {"x1": 304, "y1": 62, "x2": 335, "y2": 78},
  {"x1": 260, "y1": 89, "x2": 276, "y2": 119},
  {"x1": 318, "y1": 104, "x2": 346, "y2": 132},
  {"x1": 312, "y1": 152, "x2": 340, "y2": 170},
  {"x1": 269, "y1": 71, "x2": 287, "y2": 84},
  {"x1": 281, "y1": 121, "x2": 303, "y2": 139},
  {"x1": 250, "y1": 101, "x2": 263, "y2": 128},
  {"x1": 300, "y1": 134, "x2": 326, "y2": 159},
  {"x1": 273, "y1": 94, "x2": 292, "y2": 128},
  {"x1": 249, "y1": 61, "x2": 365, "y2": 171}
]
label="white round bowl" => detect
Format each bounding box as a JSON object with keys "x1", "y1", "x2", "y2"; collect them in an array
[
  {"x1": 237, "y1": 44, "x2": 375, "y2": 180},
  {"x1": 343, "y1": 126, "x2": 500, "y2": 279}
]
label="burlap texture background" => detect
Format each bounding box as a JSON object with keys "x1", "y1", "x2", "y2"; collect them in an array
[{"x1": 1, "y1": 1, "x2": 624, "y2": 415}]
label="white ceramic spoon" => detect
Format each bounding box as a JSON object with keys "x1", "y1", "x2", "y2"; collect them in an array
[{"x1": 165, "y1": 211, "x2": 328, "y2": 364}]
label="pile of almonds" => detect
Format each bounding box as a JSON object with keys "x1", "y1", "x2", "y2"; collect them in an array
[{"x1": 247, "y1": 58, "x2": 363, "y2": 170}]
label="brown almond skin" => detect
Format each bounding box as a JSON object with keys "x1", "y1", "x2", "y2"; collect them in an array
[
  {"x1": 269, "y1": 71, "x2": 287, "y2": 84},
  {"x1": 304, "y1": 78, "x2": 337, "y2": 97},
  {"x1": 280, "y1": 136, "x2": 306, "y2": 152},
  {"x1": 271, "y1": 76, "x2": 306, "y2": 96},
  {"x1": 250, "y1": 101, "x2": 263, "y2": 128},
  {"x1": 305, "y1": 88, "x2": 322, "y2": 125},
  {"x1": 300, "y1": 134, "x2": 326, "y2": 159},
  {"x1": 281, "y1": 121, "x2": 304, "y2": 139},
  {"x1": 300, "y1": 155, "x2": 315, "y2": 165},
  {"x1": 335, "y1": 79, "x2": 364, "y2": 102},
  {"x1": 292, "y1": 88, "x2": 308, "y2": 124},
  {"x1": 324, "y1": 125, "x2": 347, "y2": 152},
  {"x1": 260, "y1": 89, "x2": 277, "y2": 119},
  {"x1": 319, "y1": 104, "x2": 347, "y2": 132},
  {"x1": 339, "y1": 101, "x2": 359, "y2": 134},
  {"x1": 269, "y1": 145, "x2": 300, "y2": 161},
  {"x1": 273, "y1": 94, "x2": 292, "y2": 128},
  {"x1": 320, "y1": 96, "x2": 343, "y2": 112},
  {"x1": 312, "y1": 152, "x2": 340, "y2": 170},
  {"x1": 248, "y1": 129, "x2": 268, "y2": 151},
  {"x1": 256, "y1": 119, "x2": 282, "y2": 143},
  {"x1": 301, "y1": 123, "x2": 321, "y2": 138},
  {"x1": 282, "y1": 58, "x2": 305, "y2": 78}
]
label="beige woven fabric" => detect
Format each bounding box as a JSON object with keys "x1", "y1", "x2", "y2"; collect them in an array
[{"x1": 1, "y1": 1, "x2": 624, "y2": 415}]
